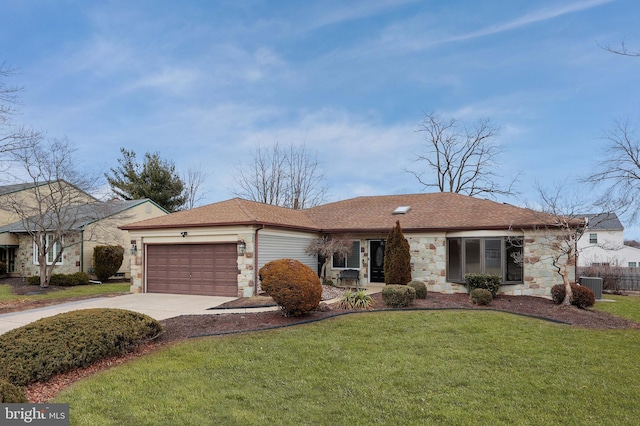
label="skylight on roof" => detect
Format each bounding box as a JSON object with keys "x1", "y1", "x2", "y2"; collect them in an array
[{"x1": 392, "y1": 206, "x2": 411, "y2": 215}]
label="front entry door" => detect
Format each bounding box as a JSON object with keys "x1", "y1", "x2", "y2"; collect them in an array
[{"x1": 370, "y1": 240, "x2": 385, "y2": 283}]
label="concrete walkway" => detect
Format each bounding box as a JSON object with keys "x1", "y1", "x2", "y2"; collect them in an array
[{"x1": 0, "y1": 293, "x2": 257, "y2": 335}]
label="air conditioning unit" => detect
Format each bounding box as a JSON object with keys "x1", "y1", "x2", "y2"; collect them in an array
[{"x1": 579, "y1": 276, "x2": 603, "y2": 299}]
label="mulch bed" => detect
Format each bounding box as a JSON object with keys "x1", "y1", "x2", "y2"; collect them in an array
[{"x1": 20, "y1": 290, "x2": 640, "y2": 403}]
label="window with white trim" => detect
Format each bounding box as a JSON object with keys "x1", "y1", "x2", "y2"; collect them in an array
[
  {"x1": 446, "y1": 237, "x2": 523, "y2": 283},
  {"x1": 332, "y1": 241, "x2": 361, "y2": 269},
  {"x1": 589, "y1": 233, "x2": 597, "y2": 244},
  {"x1": 629, "y1": 262, "x2": 637, "y2": 268},
  {"x1": 33, "y1": 234, "x2": 63, "y2": 265}
]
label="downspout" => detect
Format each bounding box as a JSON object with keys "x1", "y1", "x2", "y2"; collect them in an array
[
  {"x1": 80, "y1": 229, "x2": 84, "y2": 274},
  {"x1": 254, "y1": 225, "x2": 264, "y2": 294}
]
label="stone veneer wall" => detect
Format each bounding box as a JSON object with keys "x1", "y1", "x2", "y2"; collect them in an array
[
  {"x1": 359, "y1": 231, "x2": 573, "y2": 297},
  {"x1": 15, "y1": 233, "x2": 82, "y2": 277}
]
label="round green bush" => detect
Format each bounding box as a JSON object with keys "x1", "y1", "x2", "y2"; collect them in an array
[
  {"x1": 0, "y1": 309, "x2": 162, "y2": 387},
  {"x1": 550, "y1": 284, "x2": 596, "y2": 309},
  {"x1": 381, "y1": 284, "x2": 416, "y2": 308},
  {"x1": 0, "y1": 379, "x2": 27, "y2": 403},
  {"x1": 408, "y1": 280, "x2": 427, "y2": 299},
  {"x1": 470, "y1": 288, "x2": 493, "y2": 305},
  {"x1": 259, "y1": 259, "x2": 322, "y2": 317}
]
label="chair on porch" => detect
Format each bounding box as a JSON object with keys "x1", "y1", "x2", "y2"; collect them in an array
[{"x1": 338, "y1": 269, "x2": 360, "y2": 288}]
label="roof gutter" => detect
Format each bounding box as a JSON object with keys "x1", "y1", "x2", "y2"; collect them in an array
[{"x1": 254, "y1": 225, "x2": 264, "y2": 295}]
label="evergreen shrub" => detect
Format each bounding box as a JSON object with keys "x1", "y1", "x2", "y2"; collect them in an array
[
  {"x1": 259, "y1": 259, "x2": 322, "y2": 317},
  {"x1": 0, "y1": 309, "x2": 162, "y2": 387},
  {"x1": 408, "y1": 280, "x2": 427, "y2": 299},
  {"x1": 470, "y1": 288, "x2": 493, "y2": 305},
  {"x1": 384, "y1": 220, "x2": 412, "y2": 285},
  {"x1": 381, "y1": 284, "x2": 416, "y2": 308},
  {"x1": 551, "y1": 284, "x2": 595, "y2": 309},
  {"x1": 93, "y1": 245, "x2": 125, "y2": 282},
  {"x1": 0, "y1": 379, "x2": 27, "y2": 403},
  {"x1": 464, "y1": 273, "x2": 502, "y2": 297}
]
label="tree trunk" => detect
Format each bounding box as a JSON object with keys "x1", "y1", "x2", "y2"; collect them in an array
[
  {"x1": 561, "y1": 265, "x2": 572, "y2": 306},
  {"x1": 39, "y1": 259, "x2": 48, "y2": 288}
]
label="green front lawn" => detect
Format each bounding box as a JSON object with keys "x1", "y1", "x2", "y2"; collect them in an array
[
  {"x1": 57, "y1": 311, "x2": 640, "y2": 425},
  {"x1": 0, "y1": 283, "x2": 130, "y2": 304},
  {"x1": 594, "y1": 295, "x2": 640, "y2": 322}
]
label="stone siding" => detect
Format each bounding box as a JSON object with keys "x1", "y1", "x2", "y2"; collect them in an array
[{"x1": 15, "y1": 233, "x2": 82, "y2": 278}]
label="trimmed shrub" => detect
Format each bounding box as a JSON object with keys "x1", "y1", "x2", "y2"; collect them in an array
[
  {"x1": 337, "y1": 290, "x2": 374, "y2": 310},
  {"x1": 93, "y1": 245, "x2": 125, "y2": 282},
  {"x1": 551, "y1": 284, "x2": 596, "y2": 309},
  {"x1": 464, "y1": 273, "x2": 502, "y2": 297},
  {"x1": 27, "y1": 272, "x2": 90, "y2": 287},
  {"x1": 384, "y1": 220, "x2": 412, "y2": 285},
  {"x1": 0, "y1": 379, "x2": 27, "y2": 403},
  {"x1": 470, "y1": 288, "x2": 493, "y2": 305},
  {"x1": 382, "y1": 284, "x2": 416, "y2": 308},
  {"x1": 259, "y1": 259, "x2": 322, "y2": 317},
  {"x1": 408, "y1": 280, "x2": 427, "y2": 299},
  {"x1": 0, "y1": 308, "x2": 162, "y2": 387}
]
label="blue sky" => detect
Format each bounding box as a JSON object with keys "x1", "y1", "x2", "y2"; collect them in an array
[{"x1": 2, "y1": 1, "x2": 640, "y2": 235}]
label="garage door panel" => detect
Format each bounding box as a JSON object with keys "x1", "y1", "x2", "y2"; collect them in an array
[{"x1": 146, "y1": 244, "x2": 238, "y2": 296}]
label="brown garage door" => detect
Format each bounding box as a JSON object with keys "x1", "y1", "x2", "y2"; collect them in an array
[{"x1": 146, "y1": 244, "x2": 238, "y2": 296}]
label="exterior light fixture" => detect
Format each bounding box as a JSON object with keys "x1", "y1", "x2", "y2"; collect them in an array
[
  {"x1": 130, "y1": 244, "x2": 138, "y2": 255},
  {"x1": 181, "y1": 231, "x2": 188, "y2": 238},
  {"x1": 238, "y1": 240, "x2": 246, "y2": 255}
]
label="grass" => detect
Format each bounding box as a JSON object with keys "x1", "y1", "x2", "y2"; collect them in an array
[
  {"x1": 56, "y1": 310, "x2": 640, "y2": 425},
  {"x1": 0, "y1": 283, "x2": 130, "y2": 304},
  {"x1": 594, "y1": 294, "x2": 640, "y2": 322}
]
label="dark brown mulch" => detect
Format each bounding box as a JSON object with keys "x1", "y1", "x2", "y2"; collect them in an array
[
  {"x1": 22, "y1": 291, "x2": 640, "y2": 403},
  {"x1": 158, "y1": 292, "x2": 640, "y2": 344}
]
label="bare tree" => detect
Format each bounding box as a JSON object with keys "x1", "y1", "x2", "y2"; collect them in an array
[
  {"x1": 598, "y1": 40, "x2": 640, "y2": 57},
  {"x1": 408, "y1": 112, "x2": 517, "y2": 198},
  {"x1": 181, "y1": 164, "x2": 210, "y2": 210},
  {"x1": 0, "y1": 63, "x2": 40, "y2": 160},
  {"x1": 524, "y1": 183, "x2": 587, "y2": 306},
  {"x1": 234, "y1": 142, "x2": 327, "y2": 209},
  {"x1": 305, "y1": 235, "x2": 353, "y2": 280},
  {"x1": 583, "y1": 118, "x2": 640, "y2": 223},
  {"x1": 2, "y1": 137, "x2": 99, "y2": 287}
]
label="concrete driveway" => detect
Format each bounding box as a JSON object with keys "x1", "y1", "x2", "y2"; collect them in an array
[{"x1": 0, "y1": 293, "x2": 236, "y2": 335}]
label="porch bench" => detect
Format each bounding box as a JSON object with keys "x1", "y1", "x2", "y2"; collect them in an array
[{"x1": 338, "y1": 269, "x2": 360, "y2": 288}]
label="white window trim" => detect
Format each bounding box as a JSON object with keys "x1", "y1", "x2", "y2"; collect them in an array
[
  {"x1": 33, "y1": 234, "x2": 63, "y2": 266},
  {"x1": 332, "y1": 240, "x2": 361, "y2": 270}
]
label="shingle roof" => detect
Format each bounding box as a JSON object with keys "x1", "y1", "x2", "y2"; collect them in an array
[
  {"x1": 0, "y1": 199, "x2": 161, "y2": 233},
  {"x1": 122, "y1": 193, "x2": 574, "y2": 233},
  {"x1": 121, "y1": 198, "x2": 318, "y2": 231},
  {"x1": 582, "y1": 213, "x2": 624, "y2": 231}
]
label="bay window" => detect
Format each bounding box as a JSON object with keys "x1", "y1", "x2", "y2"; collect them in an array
[{"x1": 447, "y1": 237, "x2": 522, "y2": 283}]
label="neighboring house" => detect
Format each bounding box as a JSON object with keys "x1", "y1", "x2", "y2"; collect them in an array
[
  {"x1": 122, "y1": 192, "x2": 583, "y2": 298},
  {"x1": 577, "y1": 212, "x2": 640, "y2": 268},
  {"x1": 0, "y1": 181, "x2": 167, "y2": 278},
  {"x1": 0, "y1": 181, "x2": 97, "y2": 275}
]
